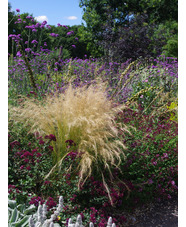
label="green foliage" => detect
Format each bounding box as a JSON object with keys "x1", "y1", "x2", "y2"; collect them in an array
[
  {"x1": 154, "y1": 21, "x2": 178, "y2": 58},
  {"x1": 8, "y1": 198, "x2": 36, "y2": 227}
]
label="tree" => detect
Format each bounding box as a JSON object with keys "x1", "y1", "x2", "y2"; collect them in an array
[
  {"x1": 99, "y1": 14, "x2": 167, "y2": 62},
  {"x1": 79, "y1": 0, "x2": 178, "y2": 59}
]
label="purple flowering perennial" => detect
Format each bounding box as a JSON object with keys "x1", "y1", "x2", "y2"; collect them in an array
[
  {"x1": 31, "y1": 40, "x2": 38, "y2": 44},
  {"x1": 62, "y1": 25, "x2": 69, "y2": 29},
  {"x1": 16, "y1": 51, "x2": 22, "y2": 57},
  {"x1": 16, "y1": 9, "x2": 20, "y2": 12},
  {"x1": 26, "y1": 16, "x2": 32, "y2": 19},
  {"x1": 42, "y1": 20, "x2": 47, "y2": 25},
  {"x1": 25, "y1": 48, "x2": 31, "y2": 52},
  {"x1": 67, "y1": 31, "x2": 74, "y2": 36},
  {"x1": 50, "y1": 33, "x2": 59, "y2": 37}
]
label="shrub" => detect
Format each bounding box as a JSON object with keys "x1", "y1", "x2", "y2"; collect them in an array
[{"x1": 116, "y1": 105, "x2": 178, "y2": 206}]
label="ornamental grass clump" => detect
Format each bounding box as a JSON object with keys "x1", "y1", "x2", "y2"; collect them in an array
[{"x1": 11, "y1": 81, "x2": 129, "y2": 192}]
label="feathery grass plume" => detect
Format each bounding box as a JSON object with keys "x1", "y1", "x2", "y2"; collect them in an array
[{"x1": 10, "y1": 80, "x2": 129, "y2": 196}]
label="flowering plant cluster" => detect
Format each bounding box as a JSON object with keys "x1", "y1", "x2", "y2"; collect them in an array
[{"x1": 8, "y1": 7, "x2": 178, "y2": 227}]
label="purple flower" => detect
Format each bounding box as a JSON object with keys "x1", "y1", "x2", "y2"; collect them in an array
[
  {"x1": 50, "y1": 33, "x2": 59, "y2": 37},
  {"x1": 25, "y1": 48, "x2": 31, "y2": 52},
  {"x1": 26, "y1": 16, "x2": 32, "y2": 19},
  {"x1": 31, "y1": 40, "x2": 38, "y2": 44},
  {"x1": 35, "y1": 23, "x2": 40, "y2": 28},
  {"x1": 16, "y1": 51, "x2": 22, "y2": 57},
  {"x1": 32, "y1": 29, "x2": 37, "y2": 32},
  {"x1": 75, "y1": 37, "x2": 79, "y2": 40},
  {"x1": 16, "y1": 9, "x2": 20, "y2": 12},
  {"x1": 67, "y1": 31, "x2": 74, "y2": 36},
  {"x1": 72, "y1": 45, "x2": 76, "y2": 48},
  {"x1": 46, "y1": 25, "x2": 51, "y2": 29},
  {"x1": 62, "y1": 25, "x2": 68, "y2": 29},
  {"x1": 42, "y1": 20, "x2": 47, "y2": 25}
]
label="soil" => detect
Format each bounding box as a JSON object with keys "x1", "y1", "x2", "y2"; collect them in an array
[{"x1": 113, "y1": 195, "x2": 178, "y2": 227}]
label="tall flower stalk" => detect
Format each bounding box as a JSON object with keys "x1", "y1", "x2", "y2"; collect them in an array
[{"x1": 18, "y1": 43, "x2": 37, "y2": 91}]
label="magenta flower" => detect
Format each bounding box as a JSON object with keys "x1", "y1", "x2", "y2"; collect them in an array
[
  {"x1": 26, "y1": 166, "x2": 31, "y2": 170},
  {"x1": 48, "y1": 145, "x2": 53, "y2": 151},
  {"x1": 16, "y1": 9, "x2": 20, "y2": 12},
  {"x1": 39, "y1": 139, "x2": 45, "y2": 145},
  {"x1": 23, "y1": 151, "x2": 33, "y2": 157},
  {"x1": 163, "y1": 153, "x2": 168, "y2": 158},
  {"x1": 45, "y1": 134, "x2": 56, "y2": 141},
  {"x1": 65, "y1": 139, "x2": 76, "y2": 146},
  {"x1": 36, "y1": 153, "x2": 42, "y2": 157},
  {"x1": 72, "y1": 45, "x2": 76, "y2": 48},
  {"x1": 31, "y1": 149, "x2": 37, "y2": 154},
  {"x1": 152, "y1": 161, "x2": 157, "y2": 166}
]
